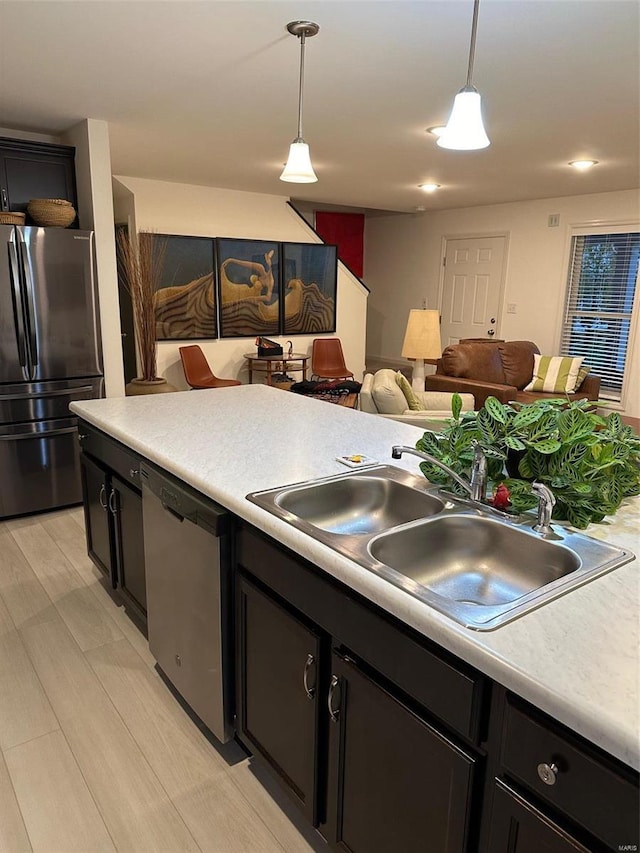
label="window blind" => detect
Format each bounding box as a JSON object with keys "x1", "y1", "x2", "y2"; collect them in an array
[{"x1": 560, "y1": 232, "x2": 639, "y2": 400}]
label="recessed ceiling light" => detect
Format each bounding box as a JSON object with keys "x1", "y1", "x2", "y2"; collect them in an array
[
  {"x1": 569, "y1": 159, "x2": 599, "y2": 171},
  {"x1": 426, "y1": 126, "x2": 446, "y2": 137},
  {"x1": 418, "y1": 183, "x2": 441, "y2": 193}
]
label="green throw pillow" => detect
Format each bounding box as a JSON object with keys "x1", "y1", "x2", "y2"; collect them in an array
[
  {"x1": 575, "y1": 365, "x2": 591, "y2": 390},
  {"x1": 524, "y1": 355, "x2": 584, "y2": 394},
  {"x1": 395, "y1": 371, "x2": 423, "y2": 411}
]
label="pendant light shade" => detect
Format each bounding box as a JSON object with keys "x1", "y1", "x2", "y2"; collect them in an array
[
  {"x1": 280, "y1": 141, "x2": 317, "y2": 183},
  {"x1": 437, "y1": 0, "x2": 490, "y2": 151},
  {"x1": 437, "y1": 87, "x2": 490, "y2": 150},
  {"x1": 280, "y1": 21, "x2": 319, "y2": 184}
]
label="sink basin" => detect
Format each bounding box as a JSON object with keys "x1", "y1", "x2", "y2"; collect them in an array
[
  {"x1": 247, "y1": 466, "x2": 634, "y2": 630},
  {"x1": 275, "y1": 475, "x2": 444, "y2": 535},
  {"x1": 368, "y1": 515, "x2": 581, "y2": 606}
]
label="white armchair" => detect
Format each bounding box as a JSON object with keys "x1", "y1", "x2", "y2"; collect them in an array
[{"x1": 360, "y1": 369, "x2": 474, "y2": 429}]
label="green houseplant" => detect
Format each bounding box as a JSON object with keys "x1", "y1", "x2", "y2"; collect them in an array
[{"x1": 415, "y1": 395, "x2": 640, "y2": 529}]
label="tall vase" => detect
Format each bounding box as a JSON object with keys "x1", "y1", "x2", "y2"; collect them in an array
[{"x1": 125, "y1": 377, "x2": 177, "y2": 396}]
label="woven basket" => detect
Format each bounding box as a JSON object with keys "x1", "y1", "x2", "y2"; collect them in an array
[
  {"x1": 27, "y1": 198, "x2": 76, "y2": 227},
  {"x1": 0, "y1": 211, "x2": 26, "y2": 225}
]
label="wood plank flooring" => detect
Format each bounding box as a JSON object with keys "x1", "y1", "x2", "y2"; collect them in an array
[{"x1": 0, "y1": 507, "x2": 327, "y2": 853}]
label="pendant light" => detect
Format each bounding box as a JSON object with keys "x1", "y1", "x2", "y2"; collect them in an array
[
  {"x1": 438, "y1": 0, "x2": 490, "y2": 151},
  {"x1": 280, "y1": 21, "x2": 320, "y2": 183}
]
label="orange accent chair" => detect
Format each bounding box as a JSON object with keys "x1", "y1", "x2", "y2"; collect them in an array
[
  {"x1": 179, "y1": 345, "x2": 241, "y2": 389},
  {"x1": 311, "y1": 338, "x2": 354, "y2": 380}
]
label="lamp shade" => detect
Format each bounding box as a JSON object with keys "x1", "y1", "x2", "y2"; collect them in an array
[
  {"x1": 280, "y1": 140, "x2": 318, "y2": 183},
  {"x1": 437, "y1": 87, "x2": 490, "y2": 151},
  {"x1": 401, "y1": 309, "x2": 442, "y2": 359}
]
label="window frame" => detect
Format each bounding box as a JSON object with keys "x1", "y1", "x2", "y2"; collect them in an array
[{"x1": 557, "y1": 221, "x2": 640, "y2": 408}]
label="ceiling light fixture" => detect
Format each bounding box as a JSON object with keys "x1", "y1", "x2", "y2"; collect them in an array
[
  {"x1": 569, "y1": 159, "x2": 599, "y2": 171},
  {"x1": 280, "y1": 21, "x2": 320, "y2": 183},
  {"x1": 419, "y1": 183, "x2": 441, "y2": 192},
  {"x1": 437, "y1": 0, "x2": 490, "y2": 151}
]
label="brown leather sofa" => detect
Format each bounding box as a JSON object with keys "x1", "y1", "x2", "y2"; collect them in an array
[{"x1": 425, "y1": 340, "x2": 601, "y2": 410}]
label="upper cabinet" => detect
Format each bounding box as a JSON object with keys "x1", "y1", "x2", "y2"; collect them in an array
[{"x1": 0, "y1": 137, "x2": 78, "y2": 221}]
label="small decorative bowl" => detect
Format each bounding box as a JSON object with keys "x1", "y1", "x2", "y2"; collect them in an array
[
  {"x1": 0, "y1": 211, "x2": 26, "y2": 225},
  {"x1": 27, "y1": 198, "x2": 76, "y2": 227}
]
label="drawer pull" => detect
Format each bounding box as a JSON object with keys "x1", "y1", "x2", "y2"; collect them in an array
[
  {"x1": 537, "y1": 762, "x2": 559, "y2": 786},
  {"x1": 303, "y1": 653, "x2": 316, "y2": 699}
]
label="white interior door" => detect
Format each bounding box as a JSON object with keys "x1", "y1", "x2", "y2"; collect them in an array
[{"x1": 440, "y1": 236, "x2": 506, "y2": 347}]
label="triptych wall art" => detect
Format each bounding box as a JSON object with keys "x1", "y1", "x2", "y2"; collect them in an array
[{"x1": 152, "y1": 235, "x2": 337, "y2": 341}]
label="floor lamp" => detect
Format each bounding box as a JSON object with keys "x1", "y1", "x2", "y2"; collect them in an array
[{"x1": 401, "y1": 309, "x2": 442, "y2": 393}]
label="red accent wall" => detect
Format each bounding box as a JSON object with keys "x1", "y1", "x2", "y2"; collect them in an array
[{"x1": 315, "y1": 212, "x2": 365, "y2": 279}]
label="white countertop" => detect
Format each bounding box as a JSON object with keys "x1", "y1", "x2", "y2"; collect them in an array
[{"x1": 71, "y1": 385, "x2": 640, "y2": 770}]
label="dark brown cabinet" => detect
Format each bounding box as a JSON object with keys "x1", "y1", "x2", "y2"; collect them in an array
[
  {"x1": 236, "y1": 526, "x2": 482, "y2": 852},
  {"x1": 81, "y1": 452, "x2": 113, "y2": 582},
  {"x1": 325, "y1": 650, "x2": 475, "y2": 853},
  {"x1": 0, "y1": 137, "x2": 77, "y2": 218},
  {"x1": 79, "y1": 422, "x2": 146, "y2": 627},
  {"x1": 236, "y1": 575, "x2": 323, "y2": 824},
  {"x1": 487, "y1": 781, "x2": 593, "y2": 853}
]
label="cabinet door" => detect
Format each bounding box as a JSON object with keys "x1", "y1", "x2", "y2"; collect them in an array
[
  {"x1": 0, "y1": 141, "x2": 77, "y2": 215},
  {"x1": 237, "y1": 575, "x2": 322, "y2": 824},
  {"x1": 325, "y1": 651, "x2": 475, "y2": 853},
  {"x1": 110, "y1": 474, "x2": 146, "y2": 618},
  {"x1": 487, "y1": 781, "x2": 593, "y2": 853},
  {"x1": 80, "y1": 454, "x2": 115, "y2": 586}
]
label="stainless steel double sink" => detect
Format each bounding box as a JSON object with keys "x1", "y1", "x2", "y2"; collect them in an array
[{"x1": 247, "y1": 465, "x2": 634, "y2": 630}]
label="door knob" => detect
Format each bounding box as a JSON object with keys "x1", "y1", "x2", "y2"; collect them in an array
[{"x1": 487, "y1": 329, "x2": 495, "y2": 336}]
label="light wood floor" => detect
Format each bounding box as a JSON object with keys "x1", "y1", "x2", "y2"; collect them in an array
[{"x1": 0, "y1": 506, "x2": 327, "y2": 853}]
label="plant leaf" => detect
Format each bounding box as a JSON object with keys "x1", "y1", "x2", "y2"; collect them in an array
[
  {"x1": 529, "y1": 438, "x2": 562, "y2": 454},
  {"x1": 484, "y1": 396, "x2": 507, "y2": 424},
  {"x1": 512, "y1": 406, "x2": 544, "y2": 429},
  {"x1": 451, "y1": 393, "x2": 462, "y2": 421},
  {"x1": 416, "y1": 432, "x2": 442, "y2": 456},
  {"x1": 504, "y1": 436, "x2": 526, "y2": 450}
]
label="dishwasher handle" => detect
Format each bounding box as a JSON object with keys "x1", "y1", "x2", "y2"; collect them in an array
[{"x1": 141, "y1": 462, "x2": 230, "y2": 536}]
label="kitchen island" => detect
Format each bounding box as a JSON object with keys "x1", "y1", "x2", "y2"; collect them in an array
[{"x1": 72, "y1": 384, "x2": 639, "y2": 852}]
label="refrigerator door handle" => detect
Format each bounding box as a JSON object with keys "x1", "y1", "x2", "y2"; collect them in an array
[
  {"x1": 0, "y1": 384, "x2": 94, "y2": 402},
  {"x1": 17, "y1": 232, "x2": 38, "y2": 380},
  {"x1": 0, "y1": 426, "x2": 78, "y2": 441},
  {"x1": 7, "y1": 232, "x2": 29, "y2": 378}
]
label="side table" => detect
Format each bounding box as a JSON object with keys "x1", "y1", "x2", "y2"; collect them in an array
[{"x1": 243, "y1": 353, "x2": 309, "y2": 386}]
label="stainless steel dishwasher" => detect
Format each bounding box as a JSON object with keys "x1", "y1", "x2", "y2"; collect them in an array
[{"x1": 141, "y1": 462, "x2": 233, "y2": 743}]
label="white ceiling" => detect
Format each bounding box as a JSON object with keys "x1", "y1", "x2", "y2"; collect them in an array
[{"x1": 1, "y1": 0, "x2": 638, "y2": 213}]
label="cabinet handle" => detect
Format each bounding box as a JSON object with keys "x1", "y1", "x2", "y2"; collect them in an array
[
  {"x1": 108, "y1": 490, "x2": 118, "y2": 516},
  {"x1": 78, "y1": 433, "x2": 88, "y2": 441},
  {"x1": 537, "y1": 762, "x2": 559, "y2": 786},
  {"x1": 1, "y1": 188, "x2": 8, "y2": 211},
  {"x1": 303, "y1": 653, "x2": 316, "y2": 699},
  {"x1": 327, "y1": 675, "x2": 340, "y2": 723},
  {"x1": 129, "y1": 468, "x2": 139, "y2": 479},
  {"x1": 99, "y1": 484, "x2": 108, "y2": 510}
]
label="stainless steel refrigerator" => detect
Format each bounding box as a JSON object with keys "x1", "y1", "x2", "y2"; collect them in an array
[{"x1": 0, "y1": 225, "x2": 104, "y2": 518}]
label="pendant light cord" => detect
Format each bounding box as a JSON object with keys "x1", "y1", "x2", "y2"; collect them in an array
[
  {"x1": 296, "y1": 32, "x2": 306, "y2": 141},
  {"x1": 465, "y1": 0, "x2": 480, "y2": 88}
]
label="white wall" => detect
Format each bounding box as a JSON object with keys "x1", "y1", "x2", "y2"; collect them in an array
[
  {"x1": 365, "y1": 189, "x2": 640, "y2": 418},
  {"x1": 63, "y1": 119, "x2": 125, "y2": 397},
  {"x1": 114, "y1": 176, "x2": 368, "y2": 390}
]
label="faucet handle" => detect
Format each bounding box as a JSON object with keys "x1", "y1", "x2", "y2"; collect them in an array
[
  {"x1": 531, "y1": 482, "x2": 556, "y2": 506},
  {"x1": 532, "y1": 482, "x2": 556, "y2": 535}
]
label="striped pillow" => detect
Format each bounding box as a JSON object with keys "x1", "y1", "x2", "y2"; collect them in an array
[{"x1": 524, "y1": 355, "x2": 584, "y2": 394}]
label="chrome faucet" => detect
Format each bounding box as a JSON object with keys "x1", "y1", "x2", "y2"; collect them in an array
[
  {"x1": 391, "y1": 441, "x2": 488, "y2": 502},
  {"x1": 532, "y1": 482, "x2": 556, "y2": 536}
]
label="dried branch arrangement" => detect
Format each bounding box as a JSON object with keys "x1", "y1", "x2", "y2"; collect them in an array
[{"x1": 116, "y1": 229, "x2": 167, "y2": 381}]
